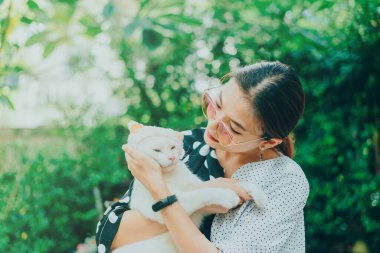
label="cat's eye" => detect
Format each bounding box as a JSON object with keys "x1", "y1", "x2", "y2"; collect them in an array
[
  {"x1": 153, "y1": 149, "x2": 161, "y2": 152},
  {"x1": 171, "y1": 145, "x2": 176, "y2": 150}
]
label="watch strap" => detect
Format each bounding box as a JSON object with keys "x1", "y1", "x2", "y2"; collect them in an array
[{"x1": 152, "y1": 194, "x2": 178, "y2": 212}]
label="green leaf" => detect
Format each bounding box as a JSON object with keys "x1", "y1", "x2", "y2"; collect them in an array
[
  {"x1": 103, "y1": 2, "x2": 114, "y2": 19},
  {"x1": 0, "y1": 96, "x2": 14, "y2": 110},
  {"x1": 85, "y1": 27, "x2": 102, "y2": 37},
  {"x1": 157, "y1": 14, "x2": 202, "y2": 26},
  {"x1": 140, "y1": 0, "x2": 151, "y2": 10},
  {"x1": 0, "y1": 19, "x2": 5, "y2": 29},
  {"x1": 141, "y1": 0, "x2": 184, "y2": 11},
  {"x1": 55, "y1": 0, "x2": 78, "y2": 6},
  {"x1": 80, "y1": 15, "x2": 102, "y2": 37},
  {"x1": 315, "y1": 0, "x2": 335, "y2": 11},
  {"x1": 79, "y1": 14, "x2": 98, "y2": 28},
  {"x1": 123, "y1": 20, "x2": 140, "y2": 38},
  {"x1": 252, "y1": 0, "x2": 274, "y2": 12},
  {"x1": 20, "y1": 16, "x2": 33, "y2": 24},
  {"x1": 25, "y1": 32, "x2": 47, "y2": 46},
  {"x1": 13, "y1": 66, "x2": 23, "y2": 73},
  {"x1": 43, "y1": 41, "x2": 58, "y2": 58},
  {"x1": 152, "y1": 20, "x2": 181, "y2": 32},
  {"x1": 27, "y1": 0, "x2": 41, "y2": 11},
  {"x1": 5, "y1": 96, "x2": 14, "y2": 110},
  {"x1": 142, "y1": 29, "x2": 163, "y2": 50},
  {"x1": 0, "y1": 0, "x2": 4, "y2": 6}
]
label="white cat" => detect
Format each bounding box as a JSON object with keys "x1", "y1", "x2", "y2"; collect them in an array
[{"x1": 112, "y1": 121, "x2": 268, "y2": 253}]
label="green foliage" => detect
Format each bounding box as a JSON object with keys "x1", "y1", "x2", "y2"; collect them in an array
[
  {"x1": 0, "y1": 123, "x2": 129, "y2": 253},
  {"x1": 0, "y1": 0, "x2": 379, "y2": 252}
]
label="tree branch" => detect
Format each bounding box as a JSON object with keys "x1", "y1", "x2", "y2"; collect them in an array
[{"x1": 0, "y1": 0, "x2": 13, "y2": 51}]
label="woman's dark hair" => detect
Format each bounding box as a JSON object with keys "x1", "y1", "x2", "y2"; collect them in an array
[{"x1": 227, "y1": 61, "x2": 305, "y2": 158}]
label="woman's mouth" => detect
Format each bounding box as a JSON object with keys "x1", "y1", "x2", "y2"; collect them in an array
[{"x1": 206, "y1": 130, "x2": 219, "y2": 143}]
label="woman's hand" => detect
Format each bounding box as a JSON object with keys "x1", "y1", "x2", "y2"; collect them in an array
[
  {"x1": 190, "y1": 177, "x2": 253, "y2": 204},
  {"x1": 122, "y1": 144, "x2": 166, "y2": 194}
]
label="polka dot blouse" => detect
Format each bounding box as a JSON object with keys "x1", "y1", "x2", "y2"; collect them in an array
[{"x1": 95, "y1": 127, "x2": 309, "y2": 253}]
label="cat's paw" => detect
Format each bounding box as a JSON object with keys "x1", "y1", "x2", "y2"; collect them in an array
[
  {"x1": 205, "y1": 188, "x2": 241, "y2": 209},
  {"x1": 237, "y1": 182, "x2": 268, "y2": 209}
]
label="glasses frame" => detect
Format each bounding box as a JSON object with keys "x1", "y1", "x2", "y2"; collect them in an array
[{"x1": 201, "y1": 86, "x2": 271, "y2": 147}]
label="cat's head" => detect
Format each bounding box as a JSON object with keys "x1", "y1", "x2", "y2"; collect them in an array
[{"x1": 127, "y1": 120, "x2": 184, "y2": 173}]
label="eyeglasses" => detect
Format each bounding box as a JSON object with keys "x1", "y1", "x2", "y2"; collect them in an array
[{"x1": 201, "y1": 86, "x2": 270, "y2": 147}]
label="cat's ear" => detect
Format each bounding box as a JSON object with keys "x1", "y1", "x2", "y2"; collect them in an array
[
  {"x1": 128, "y1": 120, "x2": 144, "y2": 133},
  {"x1": 175, "y1": 131, "x2": 183, "y2": 142}
]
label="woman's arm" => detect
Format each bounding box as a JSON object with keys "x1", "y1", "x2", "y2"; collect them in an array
[
  {"x1": 122, "y1": 145, "x2": 222, "y2": 253},
  {"x1": 111, "y1": 178, "x2": 248, "y2": 250},
  {"x1": 151, "y1": 185, "x2": 220, "y2": 253},
  {"x1": 111, "y1": 210, "x2": 167, "y2": 251},
  {"x1": 111, "y1": 194, "x2": 222, "y2": 253}
]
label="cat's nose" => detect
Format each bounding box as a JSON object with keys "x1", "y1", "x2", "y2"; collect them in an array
[{"x1": 168, "y1": 156, "x2": 175, "y2": 161}]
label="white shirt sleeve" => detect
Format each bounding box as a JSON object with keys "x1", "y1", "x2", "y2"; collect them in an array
[{"x1": 211, "y1": 173, "x2": 309, "y2": 253}]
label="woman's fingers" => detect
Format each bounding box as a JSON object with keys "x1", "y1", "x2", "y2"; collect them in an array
[
  {"x1": 232, "y1": 185, "x2": 252, "y2": 201},
  {"x1": 226, "y1": 182, "x2": 251, "y2": 201},
  {"x1": 122, "y1": 144, "x2": 143, "y2": 160},
  {"x1": 123, "y1": 145, "x2": 161, "y2": 172},
  {"x1": 217, "y1": 177, "x2": 237, "y2": 183},
  {"x1": 124, "y1": 152, "x2": 139, "y2": 176},
  {"x1": 122, "y1": 144, "x2": 135, "y2": 157},
  {"x1": 206, "y1": 178, "x2": 251, "y2": 201},
  {"x1": 124, "y1": 152, "x2": 137, "y2": 165},
  {"x1": 221, "y1": 179, "x2": 251, "y2": 201},
  {"x1": 123, "y1": 145, "x2": 144, "y2": 168},
  {"x1": 122, "y1": 144, "x2": 129, "y2": 153},
  {"x1": 123, "y1": 144, "x2": 155, "y2": 166}
]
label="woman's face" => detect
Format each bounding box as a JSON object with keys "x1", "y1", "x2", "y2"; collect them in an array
[{"x1": 203, "y1": 79, "x2": 265, "y2": 153}]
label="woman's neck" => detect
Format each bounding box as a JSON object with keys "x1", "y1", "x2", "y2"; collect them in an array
[{"x1": 216, "y1": 148, "x2": 280, "y2": 178}]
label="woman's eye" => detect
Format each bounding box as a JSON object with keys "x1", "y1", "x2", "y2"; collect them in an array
[
  {"x1": 216, "y1": 102, "x2": 221, "y2": 109},
  {"x1": 230, "y1": 126, "x2": 241, "y2": 135},
  {"x1": 171, "y1": 146, "x2": 176, "y2": 150},
  {"x1": 153, "y1": 149, "x2": 161, "y2": 152}
]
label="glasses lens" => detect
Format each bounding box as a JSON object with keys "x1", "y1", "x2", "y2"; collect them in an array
[
  {"x1": 217, "y1": 122, "x2": 233, "y2": 146},
  {"x1": 202, "y1": 93, "x2": 216, "y2": 119}
]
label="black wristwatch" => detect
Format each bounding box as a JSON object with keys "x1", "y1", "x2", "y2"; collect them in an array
[{"x1": 152, "y1": 194, "x2": 178, "y2": 212}]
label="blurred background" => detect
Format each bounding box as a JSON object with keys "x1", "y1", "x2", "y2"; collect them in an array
[{"x1": 0, "y1": 0, "x2": 379, "y2": 252}]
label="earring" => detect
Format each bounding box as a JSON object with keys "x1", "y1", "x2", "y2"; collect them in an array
[{"x1": 259, "y1": 147, "x2": 264, "y2": 161}]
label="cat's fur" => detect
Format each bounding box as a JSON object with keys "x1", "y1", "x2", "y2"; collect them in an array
[{"x1": 112, "y1": 121, "x2": 268, "y2": 253}]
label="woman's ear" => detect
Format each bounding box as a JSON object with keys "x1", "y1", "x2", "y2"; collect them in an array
[
  {"x1": 128, "y1": 120, "x2": 144, "y2": 133},
  {"x1": 260, "y1": 138, "x2": 282, "y2": 150}
]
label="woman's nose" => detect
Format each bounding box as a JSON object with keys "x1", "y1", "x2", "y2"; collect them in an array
[
  {"x1": 168, "y1": 155, "x2": 175, "y2": 161},
  {"x1": 210, "y1": 110, "x2": 226, "y2": 125}
]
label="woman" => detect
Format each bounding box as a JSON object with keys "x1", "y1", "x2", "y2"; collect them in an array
[{"x1": 96, "y1": 61, "x2": 309, "y2": 253}]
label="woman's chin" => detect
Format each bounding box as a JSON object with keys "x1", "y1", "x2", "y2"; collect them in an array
[
  {"x1": 205, "y1": 139, "x2": 216, "y2": 149},
  {"x1": 203, "y1": 132, "x2": 219, "y2": 149}
]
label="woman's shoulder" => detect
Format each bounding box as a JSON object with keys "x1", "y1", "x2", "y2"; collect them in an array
[
  {"x1": 270, "y1": 155, "x2": 309, "y2": 203},
  {"x1": 251, "y1": 154, "x2": 308, "y2": 185},
  {"x1": 279, "y1": 156, "x2": 308, "y2": 185}
]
